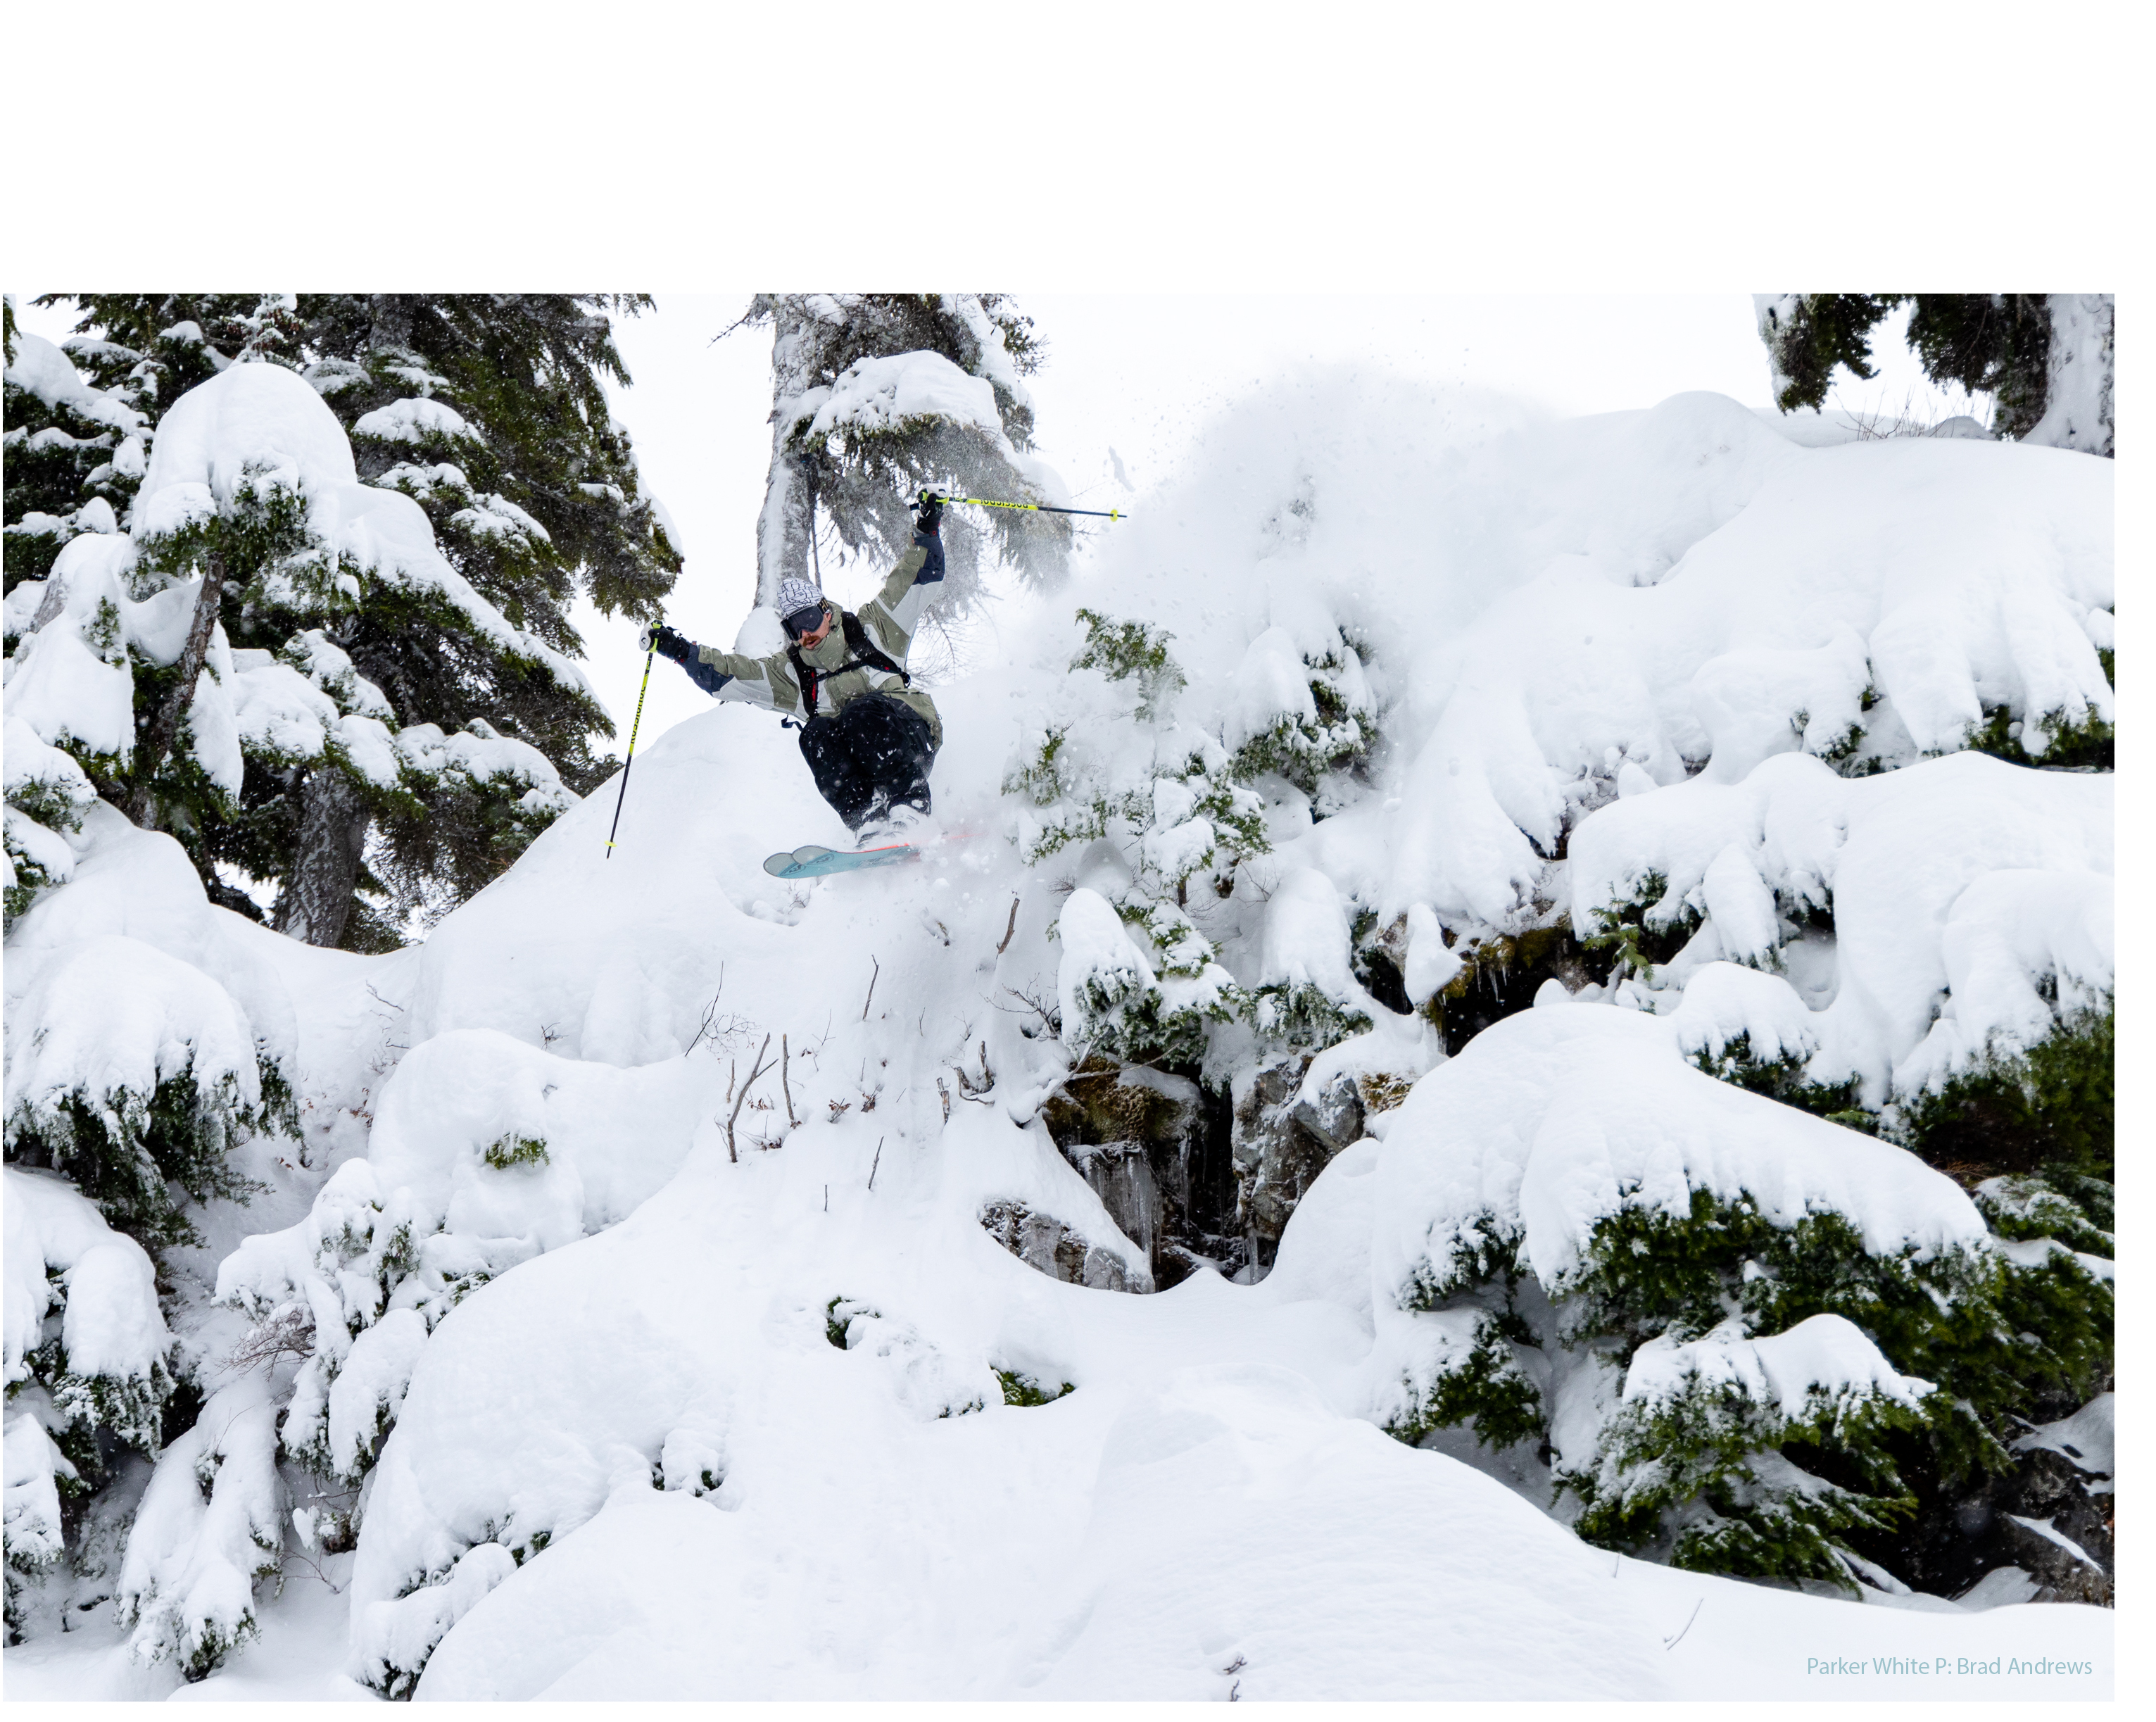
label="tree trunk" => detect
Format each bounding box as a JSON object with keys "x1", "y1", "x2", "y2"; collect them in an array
[
  {"x1": 753, "y1": 296, "x2": 821, "y2": 607},
  {"x1": 755, "y1": 439, "x2": 817, "y2": 606},
  {"x1": 367, "y1": 293, "x2": 414, "y2": 354},
  {"x1": 2026, "y1": 294, "x2": 2114, "y2": 458},
  {"x1": 127, "y1": 552, "x2": 226, "y2": 829},
  {"x1": 272, "y1": 767, "x2": 371, "y2": 948}
]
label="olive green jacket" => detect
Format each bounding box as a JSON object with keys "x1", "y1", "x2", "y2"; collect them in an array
[{"x1": 691, "y1": 535, "x2": 944, "y2": 746}]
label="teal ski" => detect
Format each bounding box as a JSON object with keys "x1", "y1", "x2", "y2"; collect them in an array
[{"x1": 763, "y1": 841, "x2": 921, "y2": 879}]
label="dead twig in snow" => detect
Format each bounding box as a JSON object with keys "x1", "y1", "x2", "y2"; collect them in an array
[
  {"x1": 937, "y1": 1078, "x2": 951, "y2": 1124},
  {"x1": 223, "y1": 1307, "x2": 315, "y2": 1374},
  {"x1": 996, "y1": 896, "x2": 1021, "y2": 955},
  {"x1": 688, "y1": 988, "x2": 756, "y2": 1061},
  {"x1": 862, "y1": 956, "x2": 880, "y2": 1021},
  {"x1": 286, "y1": 1543, "x2": 348, "y2": 1595},
  {"x1": 781, "y1": 1033, "x2": 798, "y2": 1129},
  {"x1": 724, "y1": 1034, "x2": 776, "y2": 1164},
  {"x1": 868, "y1": 1136, "x2": 884, "y2": 1191},
  {"x1": 995, "y1": 981, "x2": 1061, "y2": 1038}
]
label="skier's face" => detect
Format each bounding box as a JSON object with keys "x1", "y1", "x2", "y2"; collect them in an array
[{"x1": 796, "y1": 607, "x2": 835, "y2": 649}]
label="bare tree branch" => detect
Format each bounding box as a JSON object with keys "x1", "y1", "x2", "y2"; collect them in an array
[{"x1": 724, "y1": 1033, "x2": 776, "y2": 1164}]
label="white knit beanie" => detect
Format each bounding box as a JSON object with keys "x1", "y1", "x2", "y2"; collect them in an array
[{"x1": 776, "y1": 578, "x2": 824, "y2": 619}]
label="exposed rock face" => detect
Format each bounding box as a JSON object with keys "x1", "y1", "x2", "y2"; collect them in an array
[
  {"x1": 1066, "y1": 1140, "x2": 1161, "y2": 1268},
  {"x1": 1233, "y1": 1055, "x2": 1330, "y2": 1258},
  {"x1": 1232, "y1": 1049, "x2": 1425, "y2": 1269},
  {"x1": 1995, "y1": 1444, "x2": 2113, "y2": 1606},
  {"x1": 1434, "y1": 915, "x2": 1609, "y2": 1056},
  {"x1": 978, "y1": 1199, "x2": 1148, "y2": 1293},
  {"x1": 1894, "y1": 1390, "x2": 2114, "y2": 1604},
  {"x1": 1043, "y1": 1061, "x2": 1239, "y2": 1286},
  {"x1": 1292, "y1": 1064, "x2": 1364, "y2": 1157}
]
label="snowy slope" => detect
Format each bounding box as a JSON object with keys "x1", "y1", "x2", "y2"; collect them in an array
[{"x1": 3, "y1": 378, "x2": 2114, "y2": 1698}]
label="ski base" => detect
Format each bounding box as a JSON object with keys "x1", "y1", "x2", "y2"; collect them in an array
[{"x1": 763, "y1": 842, "x2": 922, "y2": 879}]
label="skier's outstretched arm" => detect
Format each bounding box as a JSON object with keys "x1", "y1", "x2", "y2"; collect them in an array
[{"x1": 641, "y1": 624, "x2": 802, "y2": 716}]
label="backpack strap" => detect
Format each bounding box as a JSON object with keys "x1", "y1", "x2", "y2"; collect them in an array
[
  {"x1": 788, "y1": 610, "x2": 910, "y2": 717},
  {"x1": 840, "y1": 610, "x2": 911, "y2": 684}
]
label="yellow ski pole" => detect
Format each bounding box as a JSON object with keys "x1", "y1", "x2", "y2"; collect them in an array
[
  {"x1": 605, "y1": 641, "x2": 656, "y2": 858},
  {"x1": 923, "y1": 486, "x2": 1128, "y2": 521}
]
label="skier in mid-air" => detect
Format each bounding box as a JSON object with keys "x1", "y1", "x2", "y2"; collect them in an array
[{"x1": 641, "y1": 489, "x2": 947, "y2": 846}]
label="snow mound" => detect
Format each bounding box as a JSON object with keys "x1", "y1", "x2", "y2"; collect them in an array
[
  {"x1": 3, "y1": 331, "x2": 149, "y2": 436},
  {"x1": 1055, "y1": 385, "x2": 2107, "y2": 936},
  {"x1": 4, "y1": 931, "x2": 264, "y2": 1147},
  {"x1": 132, "y1": 358, "x2": 358, "y2": 539},
  {"x1": 1620, "y1": 1313, "x2": 1931, "y2": 1423},
  {"x1": 1568, "y1": 748, "x2": 2112, "y2": 1100},
  {"x1": 1368, "y1": 1003, "x2": 1985, "y2": 1305},
  {"x1": 3, "y1": 800, "x2": 403, "y2": 1212},
  {"x1": 4, "y1": 1166, "x2": 171, "y2": 1397},
  {"x1": 798, "y1": 350, "x2": 1005, "y2": 445}
]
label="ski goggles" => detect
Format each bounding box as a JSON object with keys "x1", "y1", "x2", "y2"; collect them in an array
[{"x1": 781, "y1": 603, "x2": 828, "y2": 641}]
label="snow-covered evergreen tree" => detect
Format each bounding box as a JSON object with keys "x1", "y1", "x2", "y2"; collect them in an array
[
  {"x1": 9, "y1": 296, "x2": 680, "y2": 945},
  {"x1": 1000, "y1": 589, "x2": 1420, "y2": 1276},
  {"x1": 2, "y1": 299, "x2": 151, "y2": 593},
  {"x1": 740, "y1": 294, "x2": 1071, "y2": 613}
]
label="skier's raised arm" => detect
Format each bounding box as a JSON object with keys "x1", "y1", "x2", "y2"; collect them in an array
[{"x1": 855, "y1": 492, "x2": 947, "y2": 666}]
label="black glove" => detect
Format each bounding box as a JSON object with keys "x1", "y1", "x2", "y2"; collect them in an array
[
  {"x1": 641, "y1": 622, "x2": 693, "y2": 662},
  {"x1": 913, "y1": 489, "x2": 944, "y2": 536}
]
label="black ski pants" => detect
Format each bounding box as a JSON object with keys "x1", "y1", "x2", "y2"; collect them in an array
[{"x1": 798, "y1": 693, "x2": 936, "y2": 831}]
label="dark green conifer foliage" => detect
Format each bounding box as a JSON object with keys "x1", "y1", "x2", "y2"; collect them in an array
[
  {"x1": 1760, "y1": 293, "x2": 2064, "y2": 440},
  {"x1": 1904, "y1": 294, "x2": 2052, "y2": 439},
  {"x1": 1898, "y1": 1004, "x2": 2114, "y2": 1181},
  {"x1": 1760, "y1": 294, "x2": 1901, "y2": 412},
  {"x1": 20, "y1": 295, "x2": 683, "y2": 943},
  {"x1": 7, "y1": 1067, "x2": 290, "y2": 1254},
  {"x1": 2, "y1": 301, "x2": 149, "y2": 592},
  {"x1": 1394, "y1": 1184, "x2": 2112, "y2": 1590}
]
